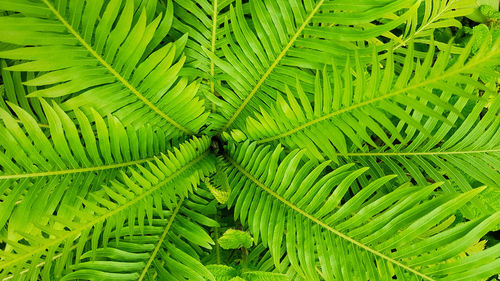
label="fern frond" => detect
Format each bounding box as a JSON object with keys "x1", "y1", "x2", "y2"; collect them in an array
[
  {"x1": 222, "y1": 140, "x2": 500, "y2": 280},
  {"x1": 0, "y1": 99, "x2": 180, "y2": 239},
  {"x1": 199, "y1": 0, "x2": 421, "y2": 130},
  {"x1": 171, "y1": 0, "x2": 235, "y2": 76},
  {"x1": 0, "y1": 136, "x2": 215, "y2": 280},
  {"x1": 61, "y1": 188, "x2": 218, "y2": 281},
  {"x1": 345, "y1": 95, "x2": 500, "y2": 209},
  {"x1": 0, "y1": 100, "x2": 176, "y2": 180},
  {"x1": 244, "y1": 36, "x2": 500, "y2": 162},
  {"x1": 396, "y1": 0, "x2": 476, "y2": 53},
  {"x1": 0, "y1": 61, "x2": 48, "y2": 125},
  {"x1": 241, "y1": 34, "x2": 500, "y2": 220},
  {"x1": 302, "y1": 0, "x2": 478, "y2": 66},
  {"x1": 170, "y1": 0, "x2": 237, "y2": 114},
  {"x1": 1, "y1": 0, "x2": 499, "y2": 279},
  {"x1": 0, "y1": 0, "x2": 208, "y2": 136},
  {"x1": 167, "y1": 0, "x2": 477, "y2": 117}
]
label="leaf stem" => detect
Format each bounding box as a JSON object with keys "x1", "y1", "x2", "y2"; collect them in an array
[
  {"x1": 215, "y1": 212, "x2": 221, "y2": 264},
  {"x1": 241, "y1": 246, "x2": 248, "y2": 271}
]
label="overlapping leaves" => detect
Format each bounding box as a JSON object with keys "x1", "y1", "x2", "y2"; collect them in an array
[
  {"x1": 242, "y1": 33, "x2": 500, "y2": 220},
  {"x1": 0, "y1": 99, "x2": 178, "y2": 241},
  {"x1": 222, "y1": 140, "x2": 500, "y2": 281},
  {"x1": 62, "y1": 188, "x2": 218, "y2": 281},
  {"x1": 0, "y1": 0, "x2": 499, "y2": 280},
  {"x1": 0, "y1": 135, "x2": 215, "y2": 280},
  {"x1": 0, "y1": 0, "x2": 208, "y2": 136}
]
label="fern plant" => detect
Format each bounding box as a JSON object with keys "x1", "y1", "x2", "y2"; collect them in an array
[{"x1": 0, "y1": 0, "x2": 499, "y2": 280}]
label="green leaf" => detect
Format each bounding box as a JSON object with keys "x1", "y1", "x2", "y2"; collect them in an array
[
  {"x1": 242, "y1": 271, "x2": 290, "y2": 281},
  {"x1": 218, "y1": 229, "x2": 254, "y2": 250},
  {"x1": 1, "y1": 1, "x2": 500, "y2": 280},
  {"x1": 207, "y1": 265, "x2": 239, "y2": 280}
]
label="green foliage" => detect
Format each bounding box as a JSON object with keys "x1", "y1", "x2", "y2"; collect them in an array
[
  {"x1": 0, "y1": 0, "x2": 499, "y2": 280},
  {"x1": 207, "y1": 264, "x2": 289, "y2": 281},
  {"x1": 466, "y1": 0, "x2": 499, "y2": 23},
  {"x1": 218, "y1": 229, "x2": 253, "y2": 250}
]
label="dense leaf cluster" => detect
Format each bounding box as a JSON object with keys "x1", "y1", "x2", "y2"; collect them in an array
[{"x1": 0, "y1": 0, "x2": 499, "y2": 280}]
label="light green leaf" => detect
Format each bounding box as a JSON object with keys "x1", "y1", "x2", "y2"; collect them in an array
[{"x1": 218, "y1": 229, "x2": 254, "y2": 250}]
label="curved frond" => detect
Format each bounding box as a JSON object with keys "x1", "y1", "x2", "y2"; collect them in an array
[
  {"x1": 345, "y1": 95, "x2": 500, "y2": 218},
  {"x1": 222, "y1": 140, "x2": 500, "y2": 280},
  {"x1": 0, "y1": 0, "x2": 208, "y2": 136}
]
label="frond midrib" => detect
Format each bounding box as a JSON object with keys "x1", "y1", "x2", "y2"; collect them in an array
[
  {"x1": 41, "y1": 0, "x2": 192, "y2": 135},
  {"x1": 255, "y1": 48, "x2": 500, "y2": 144},
  {"x1": 1, "y1": 244, "x2": 78, "y2": 281},
  {"x1": 13, "y1": 118, "x2": 50, "y2": 129},
  {"x1": 0, "y1": 151, "x2": 209, "y2": 271},
  {"x1": 394, "y1": 0, "x2": 456, "y2": 51},
  {"x1": 221, "y1": 0, "x2": 325, "y2": 131},
  {"x1": 345, "y1": 148, "x2": 500, "y2": 157},
  {"x1": 0, "y1": 156, "x2": 155, "y2": 180},
  {"x1": 210, "y1": 0, "x2": 218, "y2": 96},
  {"x1": 138, "y1": 198, "x2": 184, "y2": 280},
  {"x1": 225, "y1": 153, "x2": 436, "y2": 281}
]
